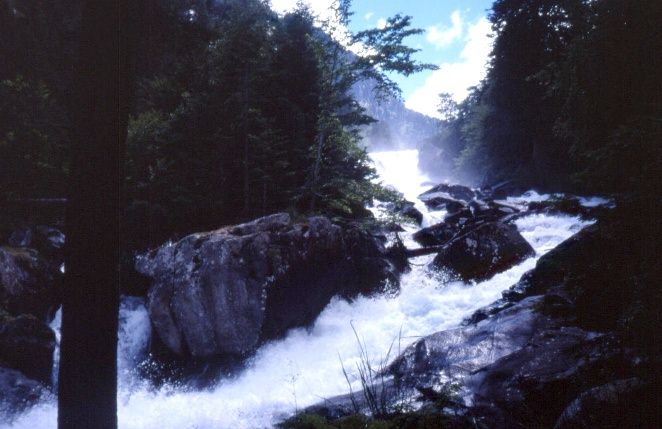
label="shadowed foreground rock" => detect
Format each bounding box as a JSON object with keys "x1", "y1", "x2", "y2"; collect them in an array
[
  {"x1": 0, "y1": 313, "x2": 55, "y2": 384},
  {"x1": 301, "y1": 209, "x2": 660, "y2": 428},
  {"x1": 431, "y1": 222, "x2": 535, "y2": 281},
  {"x1": 0, "y1": 246, "x2": 59, "y2": 319},
  {"x1": 0, "y1": 367, "x2": 46, "y2": 417},
  {"x1": 137, "y1": 213, "x2": 400, "y2": 360}
]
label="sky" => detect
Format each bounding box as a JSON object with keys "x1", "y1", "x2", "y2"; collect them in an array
[{"x1": 269, "y1": 0, "x2": 495, "y2": 118}]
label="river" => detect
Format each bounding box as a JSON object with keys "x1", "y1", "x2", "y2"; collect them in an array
[{"x1": 4, "y1": 149, "x2": 595, "y2": 429}]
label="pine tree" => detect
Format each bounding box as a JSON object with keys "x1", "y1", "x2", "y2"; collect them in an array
[{"x1": 302, "y1": 0, "x2": 434, "y2": 214}]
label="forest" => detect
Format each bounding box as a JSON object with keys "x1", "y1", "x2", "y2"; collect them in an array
[
  {"x1": 0, "y1": 1, "x2": 660, "y2": 429},
  {"x1": 2, "y1": 0, "x2": 660, "y2": 241},
  {"x1": 1, "y1": 0, "x2": 435, "y2": 250},
  {"x1": 428, "y1": 0, "x2": 661, "y2": 196}
]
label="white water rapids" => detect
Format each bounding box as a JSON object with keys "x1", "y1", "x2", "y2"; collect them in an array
[{"x1": 4, "y1": 149, "x2": 596, "y2": 429}]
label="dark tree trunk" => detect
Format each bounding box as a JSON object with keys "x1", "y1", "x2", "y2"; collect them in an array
[{"x1": 58, "y1": 1, "x2": 128, "y2": 429}]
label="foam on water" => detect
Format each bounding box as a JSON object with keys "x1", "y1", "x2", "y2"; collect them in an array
[{"x1": 4, "y1": 150, "x2": 594, "y2": 429}]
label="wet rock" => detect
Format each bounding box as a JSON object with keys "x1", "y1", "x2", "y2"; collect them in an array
[
  {"x1": 412, "y1": 222, "x2": 457, "y2": 247},
  {"x1": 494, "y1": 221, "x2": 646, "y2": 331},
  {"x1": 469, "y1": 200, "x2": 520, "y2": 220},
  {"x1": 8, "y1": 225, "x2": 65, "y2": 262},
  {"x1": 480, "y1": 181, "x2": 528, "y2": 200},
  {"x1": 419, "y1": 184, "x2": 475, "y2": 202},
  {"x1": 390, "y1": 297, "x2": 548, "y2": 388},
  {"x1": 419, "y1": 194, "x2": 466, "y2": 213},
  {"x1": 413, "y1": 199, "x2": 520, "y2": 249},
  {"x1": 553, "y1": 378, "x2": 660, "y2": 429},
  {"x1": 0, "y1": 246, "x2": 59, "y2": 319},
  {"x1": 0, "y1": 367, "x2": 45, "y2": 417},
  {"x1": 442, "y1": 207, "x2": 474, "y2": 225},
  {"x1": 398, "y1": 203, "x2": 423, "y2": 225},
  {"x1": 137, "y1": 213, "x2": 400, "y2": 359},
  {"x1": 468, "y1": 329, "x2": 626, "y2": 428},
  {"x1": 463, "y1": 299, "x2": 515, "y2": 326},
  {"x1": 7, "y1": 228, "x2": 32, "y2": 248},
  {"x1": 0, "y1": 313, "x2": 55, "y2": 384},
  {"x1": 431, "y1": 222, "x2": 535, "y2": 281},
  {"x1": 412, "y1": 208, "x2": 483, "y2": 248},
  {"x1": 382, "y1": 200, "x2": 424, "y2": 225},
  {"x1": 527, "y1": 196, "x2": 589, "y2": 217}
]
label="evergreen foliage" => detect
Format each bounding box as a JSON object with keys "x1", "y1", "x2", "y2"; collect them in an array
[
  {"x1": 122, "y1": 0, "x2": 430, "y2": 246},
  {"x1": 1, "y1": 0, "x2": 429, "y2": 248},
  {"x1": 433, "y1": 0, "x2": 661, "y2": 196},
  {"x1": 5, "y1": 0, "x2": 658, "y2": 244}
]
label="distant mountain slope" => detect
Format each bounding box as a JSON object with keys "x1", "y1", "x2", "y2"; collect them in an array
[{"x1": 351, "y1": 79, "x2": 440, "y2": 151}]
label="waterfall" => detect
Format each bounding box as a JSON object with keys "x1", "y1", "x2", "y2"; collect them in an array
[{"x1": 4, "y1": 149, "x2": 598, "y2": 429}]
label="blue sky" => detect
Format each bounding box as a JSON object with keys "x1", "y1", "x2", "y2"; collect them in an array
[{"x1": 271, "y1": 0, "x2": 495, "y2": 118}]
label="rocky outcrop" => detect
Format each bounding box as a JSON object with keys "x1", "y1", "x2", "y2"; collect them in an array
[
  {"x1": 390, "y1": 297, "x2": 550, "y2": 387},
  {"x1": 0, "y1": 227, "x2": 61, "y2": 418},
  {"x1": 380, "y1": 200, "x2": 423, "y2": 225},
  {"x1": 287, "y1": 191, "x2": 657, "y2": 428},
  {"x1": 413, "y1": 182, "x2": 522, "y2": 251},
  {"x1": 419, "y1": 184, "x2": 475, "y2": 203},
  {"x1": 0, "y1": 246, "x2": 59, "y2": 319},
  {"x1": 431, "y1": 222, "x2": 535, "y2": 281},
  {"x1": 382, "y1": 278, "x2": 632, "y2": 429},
  {"x1": 8, "y1": 225, "x2": 65, "y2": 263},
  {"x1": 392, "y1": 201, "x2": 423, "y2": 225},
  {"x1": 137, "y1": 213, "x2": 400, "y2": 360},
  {"x1": 0, "y1": 312, "x2": 55, "y2": 384},
  {"x1": 392, "y1": 211, "x2": 658, "y2": 428},
  {"x1": 0, "y1": 367, "x2": 46, "y2": 417},
  {"x1": 468, "y1": 328, "x2": 624, "y2": 428},
  {"x1": 553, "y1": 378, "x2": 657, "y2": 429},
  {"x1": 419, "y1": 195, "x2": 466, "y2": 213},
  {"x1": 412, "y1": 222, "x2": 457, "y2": 247}
]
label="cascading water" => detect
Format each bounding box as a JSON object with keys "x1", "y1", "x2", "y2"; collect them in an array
[{"x1": 4, "y1": 149, "x2": 597, "y2": 429}]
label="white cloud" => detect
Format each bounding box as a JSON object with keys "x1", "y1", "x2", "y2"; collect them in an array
[
  {"x1": 377, "y1": 17, "x2": 387, "y2": 29},
  {"x1": 406, "y1": 17, "x2": 494, "y2": 118},
  {"x1": 426, "y1": 10, "x2": 464, "y2": 49},
  {"x1": 364, "y1": 12, "x2": 374, "y2": 21}
]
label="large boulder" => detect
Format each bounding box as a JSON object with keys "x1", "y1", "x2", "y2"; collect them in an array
[
  {"x1": 137, "y1": 213, "x2": 399, "y2": 359},
  {"x1": 379, "y1": 200, "x2": 423, "y2": 225},
  {"x1": 390, "y1": 297, "x2": 549, "y2": 388},
  {"x1": 468, "y1": 329, "x2": 625, "y2": 429},
  {"x1": 419, "y1": 195, "x2": 466, "y2": 213},
  {"x1": 8, "y1": 225, "x2": 65, "y2": 262},
  {"x1": 418, "y1": 183, "x2": 475, "y2": 213},
  {"x1": 0, "y1": 247, "x2": 59, "y2": 319},
  {"x1": 412, "y1": 200, "x2": 520, "y2": 248},
  {"x1": 385, "y1": 296, "x2": 629, "y2": 429},
  {"x1": 412, "y1": 222, "x2": 457, "y2": 247},
  {"x1": 0, "y1": 367, "x2": 45, "y2": 417},
  {"x1": 553, "y1": 379, "x2": 660, "y2": 429},
  {"x1": 431, "y1": 222, "x2": 535, "y2": 281},
  {"x1": 0, "y1": 312, "x2": 56, "y2": 384},
  {"x1": 395, "y1": 201, "x2": 424, "y2": 225},
  {"x1": 419, "y1": 184, "x2": 475, "y2": 203},
  {"x1": 479, "y1": 180, "x2": 528, "y2": 200}
]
